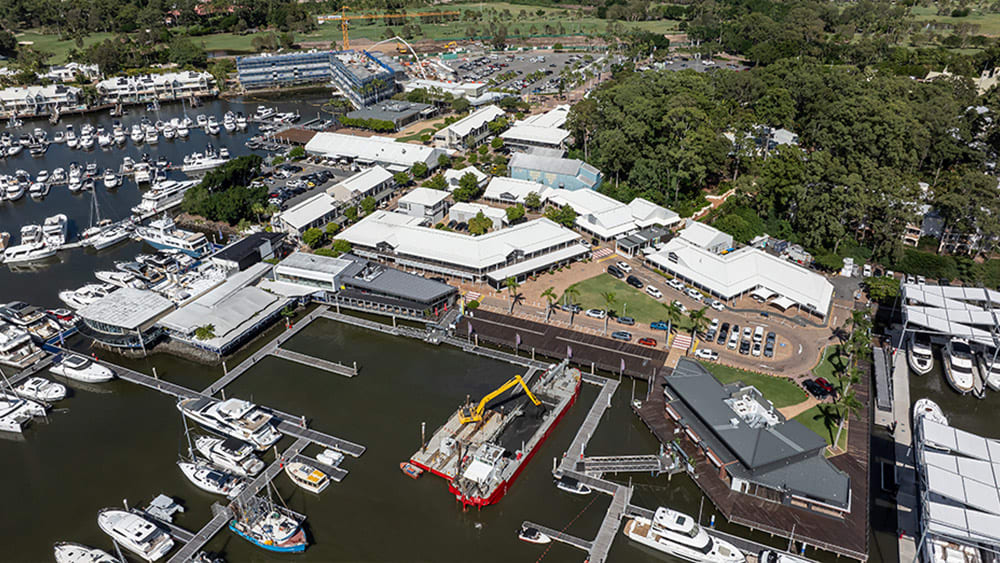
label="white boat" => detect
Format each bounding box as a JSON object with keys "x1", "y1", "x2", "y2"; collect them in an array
[
  {"x1": 131, "y1": 125, "x2": 144, "y2": 144},
  {"x1": 68, "y1": 178, "x2": 83, "y2": 193},
  {"x1": 95, "y1": 270, "x2": 145, "y2": 289},
  {"x1": 196, "y1": 114, "x2": 207, "y2": 127},
  {"x1": 178, "y1": 459, "x2": 247, "y2": 498},
  {"x1": 518, "y1": 525, "x2": 551, "y2": 544},
  {"x1": 179, "y1": 397, "x2": 281, "y2": 451},
  {"x1": 29, "y1": 182, "x2": 49, "y2": 199},
  {"x1": 913, "y1": 398, "x2": 948, "y2": 427},
  {"x1": 978, "y1": 350, "x2": 1000, "y2": 391},
  {"x1": 52, "y1": 168, "x2": 66, "y2": 183},
  {"x1": 223, "y1": 113, "x2": 236, "y2": 133},
  {"x1": 0, "y1": 321, "x2": 43, "y2": 369},
  {"x1": 236, "y1": 113, "x2": 247, "y2": 129},
  {"x1": 80, "y1": 135, "x2": 94, "y2": 150},
  {"x1": 144, "y1": 125, "x2": 159, "y2": 144},
  {"x1": 50, "y1": 353, "x2": 115, "y2": 383},
  {"x1": 316, "y1": 449, "x2": 344, "y2": 467},
  {"x1": 20, "y1": 223, "x2": 42, "y2": 244},
  {"x1": 58, "y1": 283, "x2": 115, "y2": 309},
  {"x1": 0, "y1": 391, "x2": 46, "y2": 416},
  {"x1": 0, "y1": 395, "x2": 33, "y2": 433},
  {"x1": 134, "y1": 162, "x2": 152, "y2": 184},
  {"x1": 163, "y1": 124, "x2": 176, "y2": 140},
  {"x1": 114, "y1": 128, "x2": 127, "y2": 145},
  {"x1": 15, "y1": 377, "x2": 66, "y2": 402},
  {"x1": 66, "y1": 130, "x2": 78, "y2": 148},
  {"x1": 623, "y1": 507, "x2": 745, "y2": 563},
  {"x1": 181, "y1": 153, "x2": 229, "y2": 174},
  {"x1": 52, "y1": 131, "x2": 66, "y2": 144},
  {"x1": 103, "y1": 170, "x2": 119, "y2": 189},
  {"x1": 194, "y1": 435, "x2": 266, "y2": 476},
  {"x1": 43, "y1": 214, "x2": 68, "y2": 247},
  {"x1": 6, "y1": 144, "x2": 22, "y2": 156},
  {"x1": 285, "y1": 461, "x2": 330, "y2": 493},
  {"x1": 89, "y1": 225, "x2": 132, "y2": 250},
  {"x1": 555, "y1": 476, "x2": 592, "y2": 495},
  {"x1": 97, "y1": 509, "x2": 175, "y2": 562},
  {"x1": 206, "y1": 116, "x2": 220, "y2": 135},
  {"x1": 5, "y1": 180, "x2": 24, "y2": 201},
  {"x1": 53, "y1": 542, "x2": 118, "y2": 563},
  {"x1": 758, "y1": 550, "x2": 812, "y2": 563},
  {"x1": 943, "y1": 338, "x2": 977, "y2": 395},
  {"x1": 36, "y1": 169, "x2": 49, "y2": 183},
  {"x1": 135, "y1": 216, "x2": 210, "y2": 257},
  {"x1": 908, "y1": 333, "x2": 934, "y2": 375},
  {"x1": 254, "y1": 106, "x2": 276, "y2": 120},
  {"x1": 97, "y1": 132, "x2": 111, "y2": 148},
  {"x1": 3, "y1": 242, "x2": 55, "y2": 264},
  {"x1": 177, "y1": 122, "x2": 189, "y2": 137}
]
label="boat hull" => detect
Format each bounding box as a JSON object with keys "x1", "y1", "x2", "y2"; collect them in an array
[{"x1": 229, "y1": 521, "x2": 307, "y2": 553}]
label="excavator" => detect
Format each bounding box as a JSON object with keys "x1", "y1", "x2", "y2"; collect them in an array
[{"x1": 458, "y1": 375, "x2": 541, "y2": 425}]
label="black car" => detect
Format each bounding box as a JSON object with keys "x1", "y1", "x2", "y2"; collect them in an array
[
  {"x1": 626, "y1": 275, "x2": 644, "y2": 289},
  {"x1": 803, "y1": 380, "x2": 827, "y2": 399},
  {"x1": 607, "y1": 265, "x2": 625, "y2": 279},
  {"x1": 764, "y1": 341, "x2": 774, "y2": 358},
  {"x1": 739, "y1": 339, "x2": 751, "y2": 355},
  {"x1": 616, "y1": 316, "x2": 635, "y2": 326},
  {"x1": 716, "y1": 328, "x2": 728, "y2": 345}
]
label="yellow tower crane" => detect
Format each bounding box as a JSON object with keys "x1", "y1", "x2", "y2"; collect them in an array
[
  {"x1": 458, "y1": 375, "x2": 542, "y2": 425},
  {"x1": 331, "y1": 6, "x2": 461, "y2": 51}
]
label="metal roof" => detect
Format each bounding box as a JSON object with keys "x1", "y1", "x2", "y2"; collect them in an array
[
  {"x1": 78, "y1": 288, "x2": 174, "y2": 330},
  {"x1": 211, "y1": 232, "x2": 284, "y2": 264},
  {"x1": 902, "y1": 283, "x2": 1000, "y2": 347}
]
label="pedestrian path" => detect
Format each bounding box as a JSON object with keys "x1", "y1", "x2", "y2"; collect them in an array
[
  {"x1": 671, "y1": 333, "x2": 692, "y2": 352},
  {"x1": 593, "y1": 248, "x2": 613, "y2": 259}
]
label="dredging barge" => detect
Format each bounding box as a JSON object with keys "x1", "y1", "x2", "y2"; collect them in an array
[{"x1": 409, "y1": 359, "x2": 581, "y2": 508}]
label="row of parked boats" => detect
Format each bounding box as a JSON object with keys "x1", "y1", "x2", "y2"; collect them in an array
[
  {"x1": 908, "y1": 333, "x2": 1000, "y2": 398},
  {"x1": 0, "y1": 214, "x2": 67, "y2": 264}
]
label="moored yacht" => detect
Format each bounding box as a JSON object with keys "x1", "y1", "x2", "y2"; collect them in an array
[
  {"x1": 0, "y1": 320, "x2": 44, "y2": 368},
  {"x1": 95, "y1": 270, "x2": 145, "y2": 289},
  {"x1": 977, "y1": 349, "x2": 1000, "y2": 392},
  {"x1": 943, "y1": 338, "x2": 977, "y2": 395},
  {"x1": 53, "y1": 542, "x2": 118, "y2": 563},
  {"x1": 0, "y1": 395, "x2": 34, "y2": 433},
  {"x1": 131, "y1": 124, "x2": 144, "y2": 144},
  {"x1": 58, "y1": 283, "x2": 115, "y2": 309},
  {"x1": 284, "y1": 461, "x2": 330, "y2": 493},
  {"x1": 135, "y1": 216, "x2": 210, "y2": 257},
  {"x1": 194, "y1": 435, "x2": 266, "y2": 476},
  {"x1": 179, "y1": 397, "x2": 281, "y2": 450},
  {"x1": 15, "y1": 376, "x2": 67, "y2": 402},
  {"x1": 103, "y1": 170, "x2": 119, "y2": 189},
  {"x1": 88, "y1": 224, "x2": 132, "y2": 251},
  {"x1": 623, "y1": 507, "x2": 745, "y2": 563},
  {"x1": 42, "y1": 214, "x2": 68, "y2": 247},
  {"x1": 134, "y1": 162, "x2": 152, "y2": 184},
  {"x1": 50, "y1": 353, "x2": 115, "y2": 383},
  {"x1": 913, "y1": 398, "x2": 948, "y2": 428},
  {"x1": 97, "y1": 509, "x2": 174, "y2": 561},
  {"x1": 908, "y1": 333, "x2": 934, "y2": 375},
  {"x1": 178, "y1": 458, "x2": 247, "y2": 499},
  {"x1": 3, "y1": 242, "x2": 56, "y2": 264}
]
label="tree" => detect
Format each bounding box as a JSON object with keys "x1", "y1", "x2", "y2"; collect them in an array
[
  {"x1": 506, "y1": 277, "x2": 523, "y2": 313},
  {"x1": 505, "y1": 204, "x2": 525, "y2": 223},
  {"x1": 332, "y1": 239, "x2": 352, "y2": 255},
  {"x1": 491, "y1": 24, "x2": 508, "y2": 49},
  {"x1": 688, "y1": 307, "x2": 710, "y2": 339},
  {"x1": 411, "y1": 162, "x2": 429, "y2": 179},
  {"x1": 524, "y1": 192, "x2": 542, "y2": 210},
  {"x1": 601, "y1": 291, "x2": 616, "y2": 334},
  {"x1": 360, "y1": 195, "x2": 377, "y2": 216},
  {"x1": 452, "y1": 97, "x2": 470, "y2": 113},
  {"x1": 468, "y1": 211, "x2": 493, "y2": 235},
  {"x1": 393, "y1": 171, "x2": 410, "y2": 187},
  {"x1": 302, "y1": 227, "x2": 325, "y2": 249},
  {"x1": 865, "y1": 276, "x2": 900, "y2": 302},
  {"x1": 541, "y1": 286, "x2": 557, "y2": 322},
  {"x1": 344, "y1": 206, "x2": 358, "y2": 223},
  {"x1": 544, "y1": 204, "x2": 577, "y2": 227},
  {"x1": 168, "y1": 36, "x2": 206, "y2": 68},
  {"x1": 325, "y1": 222, "x2": 340, "y2": 237},
  {"x1": 194, "y1": 324, "x2": 216, "y2": 341},
  {"x1": 437, "y1": 154, "x2": 452, "y2": 169},
  {"x1": 288, "y1": 146, "x2": 306, "y2": 159},
  {"x1": 660, "y1": 301, "x2": 684, "y2": 338},
  {"x1": 423, "y1": 174, "x2": 447, "y2": 190},
  {"x1": 563, "y1": 284, "x2": 581, "y2": 325},
  {"x1": 453, "y1": 172, "x2": 483, "y2": 202},
  {"x1": 491, "y1": 137, "x2": 504, "y2": 151}
]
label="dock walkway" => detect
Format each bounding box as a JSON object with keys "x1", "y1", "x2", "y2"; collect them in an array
[
  {"x1": 580, "y1": 454, "x2": 678, "y2": 474},
  {"x1": 7, "y1": 355, "x2": 55, "y2": 386},
  {"x1": 520, "y1": 521, "x2": 593, "y2": 551},
  {"x1": 559, "y1": 378, "x2": 618, "y2": 473},
  {"x1": 164, "y1": 509, "x2": 229, "y2": 563},
  {"x1": 275, "y1": 420, "x2": 365, "y2": 457},
  {"x1": 271, "y1": 348, "x2": 357, "y2": 377},
  {"x1": 590, "y1": 485, "x2": 631, "y2": 563}
]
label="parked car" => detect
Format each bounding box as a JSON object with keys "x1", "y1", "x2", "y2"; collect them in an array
[
  {"x1": 650, "y1": 321, "x2": 670, "y2": 331},
  {"x1": 694, "y1": 348, "x2": 719, "y2": 361},
  {"x1": 753, "y1": 326, "x2": 764, "y2": 343},
  {"x1": 607, "y1": 265, "x2": 625, "y2": 279},
  {"x1": 685, "y1": 288, "x2": 703, "y2": 301},
  {"x1": 710, "y1": 300, "x2": 725, "y2": 311},
  {"x1": 739, "y1": 339, "x2": 751, "y2": 355},
  {"x1": 626, "y1": 275, "x2": 644, "y2": 289},
  {"x1": 764, "y1": 340, "x2": 775, "y2": 358},
  {"x1": 803, "y1": 380, "x2": 827, "y2": 399},
  {"x1": 561, "y1": 303, "x2": 582, "y2": 313},
  {"x1": 638, "y1": 337, "x2": 657, "y2": 347},
  {"x1": 815, "y1": 377, "x2": 836, "y2": 396},
  {"x1": 611, "y1": 331, "x2": 632, "y2": 341},
  {"x1": 672, "y1": 300, "x2": 688, "y2": 314},
  {"x1": 863, "y1": 263, "x2": 872, "y2": 277},
  {"x1": 585, "y1": 309, "x2": 606, "y2": 319},
  {"x1": 751, "y1": 342, "x2": 762, "y2": 357},
  {"x1": 717, "y1": 324, "x2": 730, "y2": 345},
  {"x1": 616, "y1": 316, "x2": 635, "y2": 326},
  {"x1": 727, "y1": 330, "x2": 739, "y2": 350},
  {"x1": 616, "y1": 261, "x2": 632, "y2": 273},
  {"x1": 667, "y1": 278, "x2": 685, "y2": 290},
  {"x1": 742, "y1": 326, "x2": 752, "y2": 339},
  {"x1": 646, "y1": 286, "x2": 663, "y2": 299}
]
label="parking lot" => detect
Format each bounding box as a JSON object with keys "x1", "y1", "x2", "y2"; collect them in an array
[
  {"x1": 443, "y1": 51, "x2": 609, "y2": 95},
  {"x1": 257, "y1": 160, "x2": 354, "y2": 210}
]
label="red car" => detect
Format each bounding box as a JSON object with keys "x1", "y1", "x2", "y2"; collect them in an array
[
  {"x1": 814, "y1": 377, "x2": 836, "y2": 395},
  {"x1": 637, "y1": 337, "x2": 657, "y2": 347}
]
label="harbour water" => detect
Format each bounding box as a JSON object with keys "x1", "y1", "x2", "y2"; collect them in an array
[{"x1": 0, "y1": 95, "x2": 907, "y2": 562}]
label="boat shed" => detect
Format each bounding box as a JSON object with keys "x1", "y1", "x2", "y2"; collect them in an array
[
  {"x1": 77, "y1": 288, "x2": 175, "y2": 351},
  {"x1": 899, "y1": 282, "x2": 1000, "y2": 349},
  {"x1": 209, "y1": 232, "x2": 286, "y2": 273}
]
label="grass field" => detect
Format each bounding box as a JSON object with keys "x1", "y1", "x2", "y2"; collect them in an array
[
  {"x1": 910, "y1": 6, "x2": 1000, "y2": 36},
  {"x1": 813, "y1": 345, "x2": 847, "y2": 386},
  {"x1": 561, "y1": 273, "x2": 695, "y2": 330},
  {"x1": 15, "y1": 31, "x2": 113, "y2": 64},
  {"x1": 699, "y1": 361, "x2": 807, "y2": 408},
  {"x1": 794, "y1": 404, "x2": 848, "y2": 452}
]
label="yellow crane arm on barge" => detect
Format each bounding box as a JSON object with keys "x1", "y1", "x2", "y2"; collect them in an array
[{"x1": 459, "y1": 375, "x2": 541, "y2": 424}]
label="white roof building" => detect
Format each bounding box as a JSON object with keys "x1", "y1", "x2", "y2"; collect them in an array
[
  {"x1": 402, "y1": 79, "x2": 487, "y2": 99},
  {"x1": 646, "y1": 236, "x2": 834, "y2": 317},
  {"x1": 96, "y1": 71, "x2": 216, "y2": 101},
  {"x1": 443, "y1": 166, "x2": 489, "y2": 191},
  {"x1": 326, "y1": 165, "x2": 394, "y2": 202},
  {"x1": 433, "y1": 105, "x2": 506, "y2": 149},
  {"x1": 338, "y1": 211, "x2": 587, "y2": 285},
  {"x1": 41, "y1": 62, "x2": 100, "y2": 83},
  {"x1": 305, "y1": 132, "x2": 445, "y2": 172},
  {"x1": 449, "y1": 202, "x2": 507, "y2": 230},
  {"x1": 500, "y1": 124, "x2": 571, "y2": 152},
  {"x1": 0, "y1": 84, "x2": 81, "y2": 117},
  {"x1": 545, "y1": 189, "x2": 681, "y2": 240},
  {"x1": 678, "y1": 221, "x2": 734, "y2": 253},
  {"x1": 277, "y1": 193, "x2": 340, "y2": 236},
  {"x1": 519, "y1": 105, "x2": 570, "y2": 129},
  {"x1": 482, "y1": 177, "x2": 547, "y2": 204},
  {"x1": 398, "y1": 187, "x2": 449, "y2": 208}
]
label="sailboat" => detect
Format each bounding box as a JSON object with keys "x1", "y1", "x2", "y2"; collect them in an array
[
  {"x1": 81, "y1": 190, "x2": 131, "y2": 251},
  {"x1": 177, "y1": 412, "x2": 247, "y2": 499}
]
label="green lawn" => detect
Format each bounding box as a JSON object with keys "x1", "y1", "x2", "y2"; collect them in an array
[
  {"x1": 699, "y1": 361, "x2": 807, "y2": 408},
  {"x1": 560, "y1": 273, "x2": 694, "y2": 330},
  {"x1": 794, "y1": 405, "x2": 848, "y2": 452},
  {"x1": 911, "y1": 6, "x2": 1000, "y2": 36},
  {"x1": 813, "y1": 345, "x2": 848, "y2": 390},
  {"x1": 16, "y1": 31, "x2": 114, "y2": 64}
]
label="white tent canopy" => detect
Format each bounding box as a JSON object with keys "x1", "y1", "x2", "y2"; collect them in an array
[
  {"x1": 751, "y1": 287, "x2": 776, "y2": 301},
  {"x1": 772, "y1": 295, "x2": 796, "y2": 311}
]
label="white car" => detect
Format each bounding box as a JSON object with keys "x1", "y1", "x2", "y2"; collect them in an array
[
  {"x1": 863, "y1": 264, "x2": 872, "y2": 277},
  {"x1": 585, "y1": 308, "x2": 606, "y2": 319},
  {"x1": 751, "y1": 342, "x2": 762, "y2": 357},
  {"x1": 671, "y1": 300, "x2": 687, "y2": 314},
  {"x1": 685, "y1": 288, "x2": 703, "y2": 302},
  {"x1": 695, "y1": 348, "x2": 719, "y2": 361},
  {"x1": 667, "y1": 278, "x2": 685, "y2": 290},
  {"x1": 646, "y1": 286, "x2": 662, "y2": 299},
  {"x1": 711, "y1": 318, "x2": 719, "y2": 328},
  {"x1": 753, "y1": 326, "x2": 764, "y2": 343},
  {"x1": 616, "y1": 261, "x2": 632, "y2": 273},
  {"x1": 710, "y1": 300, "x2": 725, "y2": 311}
]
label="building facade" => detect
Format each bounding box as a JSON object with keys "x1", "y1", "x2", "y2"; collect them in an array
[
  {"x1": 396, "y1": 188, "x2": 451, "y2": 224},
  {"x1": 433, "y1": 105, "x2": 506, "y2": 149},
  {"x1": 508, "y1": 153, "x2": 601, "y2": 192},
  {"x1": 96, "y1": 71, "x2": 217, "y2": 104},
  {"x1": 0, "y1": 85, "x2": 82, "y2": 118}
]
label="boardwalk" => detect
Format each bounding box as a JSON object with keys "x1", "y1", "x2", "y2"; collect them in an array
[
  {"x1": 276, "y1": 420, "x2": 365, "y2": 457},
  {"x1": 590, "y1": 485, "x2": 631, "y2": 563},
  {"x1": 559, "y1": 378, "x2": 618, "y2": 473},
  {"x1": 580, "y1": 454, "x2": 679, "y2": 474},
  {"x1": 520, "y1": 521, "x2": 593, "y2": 551},
  {"x1": 271, "y1": 348, "x2": 357, "y2": 377},
  {"x1": 291, "y1": 453, "x2": 348, "y2": 482},
  {"x1": 164, "y1": 510, "x2": 229, "y2": 563},
  {"x1": 111, "y1": 361, "x2": 204, "y2": 399},
  {"x1": 7, "y1": 355, "x2": 55, "y2": 386}
]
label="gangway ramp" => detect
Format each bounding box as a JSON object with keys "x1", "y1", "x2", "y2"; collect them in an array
[
  {"x1": 519, "y1": 521, "x2": 593, "y2": 551},
  {"x1": 559, "y1": 378, "x2": 618, "y2": 473},
  {"x1": 579, "y1": 454, "x2": 677, "y2": 474},
  {"x1": 270, "y1": 348, "x2": 357, "y2": 377}
]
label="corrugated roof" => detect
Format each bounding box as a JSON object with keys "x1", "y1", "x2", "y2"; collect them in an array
[
  {"x1": 305, "y1": 132, "x2": 444, "y2": 168},
  {"x1": 78, "y1": 287, "x2": 174, "y2": 330},
  {"x1": 278, "y1": 193, "x2": 338, "y2": 231},
  {"x1": 440, "y1": 105, "x2": 505, "y2": 137},
  {"x1": 398, "y1": 187, "x2": 449, "y2": 207}
]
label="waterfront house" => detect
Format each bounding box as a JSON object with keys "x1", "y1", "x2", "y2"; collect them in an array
[
  {"x1": 96, "y1": 71, "x2": 217, "y2": 104},
  {"x1": 0, "y1": 84, "x2": 82, "y2": 118}
]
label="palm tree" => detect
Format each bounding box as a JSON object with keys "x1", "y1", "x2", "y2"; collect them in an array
[
  {"x1": 194, "y1": 324, "x2": 216, "y2": 341},
  {"x1": 830, "y1": 383, "x2": 864, "y2": 451},
  {"x1": 505, "y1": 277, "x2": 523, "y2": 314},
  {"x1": 251, "y1": 202, "x2": 266, "y2": 223},
  {"x1": 688, "y1": 307, "x2": 710, "y2": 339},
  {"x1": 563, "y1": 284, "x2": 581, "y2": 325},
  {"x1": 660, "y1": 301, "x2": 684, "y2": 338},
  {"x1": 601, "y1": 291, "x2": 615, "y2": 334},
  {"x1": 541, "y1": 286, "x2": 557, "y2": 322}
]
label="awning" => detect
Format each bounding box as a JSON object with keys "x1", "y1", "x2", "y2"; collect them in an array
[
  {"x1": 387, "y1": 164, "x2": 409, "y2": 173},
  {"x1": 751, "y1": 286, "x2": 776, "y2": 301},
  {"x1": 485, "y1": 244, "x2": 589, "y2": 283},
  {"x1": 772, "y1": 295, "x2": 796, "y2": 310}
]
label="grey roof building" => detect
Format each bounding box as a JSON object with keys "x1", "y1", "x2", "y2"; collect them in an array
[
  {"x1": 508, "y1": 153, "x2": 601, "y2": 192},
  {"x1": 77, "y1": 288, "x2": 175, "y2": 351},
  {"x1": 209, "y1": 232, "x2": 285, "y2": 272},
  {"x1": 664, "y1": 359, "x2": 851, "y2": 516},
  {"x1": 345, "y1": 101, "x2": 436, "y2": 130}
]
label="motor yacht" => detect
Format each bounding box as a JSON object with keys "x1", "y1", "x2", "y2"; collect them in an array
[
  {"x1": 163, "y1": 123, "x2": 176, "y2": 140},
  {"x1": 178, "y1": 458, "x2": 247, "y2": 499},
  {"x1": 196, "y1": 114, "x2": 208, "y2": 128},
  {"x1": 29, "y1": 181, "x2": 49, "y2": 199},
  {"x1": 179, "y1": 397, "x2": 281, "y2": 451},
  {"x1": 181, "y1": 152, "x2": 229, "y2": 174},
  {"x1": 177, "y1": 122, "x2": 189, "y2": 137},
  {"x1": 5, "y1": 179, "x2": 24, "y2": 201},
  {"x1": 0, "y1": 301, "x2": 61, "y2": 341},
  {"x1": 518, "y1": 525, "x2": 551, "y2": 544},
  {"x1": 52, "y1": 168, "x2": 66, "y2": 183},
  {"x1": 79, "y1": 135, "x2": 94, "y2": 150},
  {"x1": 15, "y1": 376, "x2": 67, "y2": 402},
  {"x1": 223, "y1": 112, "x2": 236, "y2": 133},
  {"x1": 131, "y1": 124, "x2": 144, "y2": 144},
  {"x1": 53, "y1": 542, "x2": 118, "y2": 563},
  {"x1": 254, "y1": 106, "x2": 276, "y2": 120},
  {"x1": 0, "y1": 320, "x2": 45, "y2": 368},
  {"x1": 194, "y1": 435, "x2": 266, "y2": 476},
  {"x1": 67, "y1": 178, "x2": 82, "y2": 193},
  {"x1": 36, "y1": 169, "x2": 49, "y2": 183},
  {"x1": 88, "y1": 224, "x2": 132, "y2": 251},
  {"x1": 0, "y1": 391, "x2": 46, "y2": 416},
  {"x1": 144, "y1": 126, "x2": 158, "y2": 144},
  {"x1": 43, "y1": 214, "x2": 68, "y2": 247},
  {"x1": 29, "y1": 143, "x2": 47, "y2": 157},
  {"x1": 0, "y1": 395, "x2": 34, "y2": 433},
  {"x1": 284, "y1": 462, "x2": 330, "y2": 493},
  {"x1": 977, "y1": 349, "x2": 1000, "y2": 392},
  {"x1": 913, "y1": 398, "x2": 948, "y2": 428},
  {"x1": 236, "y1": 113, "x2": 247, "y2": 129},
  {"x1": 95, "y1": 270, "x2": 146, "y2": 289},
  {"x1": 66, "y1": 129, "x2": 78, "y2": 148},
  {"x1": 85, "y1": 162, "x2": 98, "y2": 176},
  {"x1": 206, "y1": 116, "x2": 220, "y2": 135},
  {"x1": 50, "y1": 353, "x2": 115, "y2": 383},
  {"x1": 134, "y1": 162, "x2": 152, "y2": 184},
  {"x1": 20, "y1": 224, "x2": 42, "y2": 244},
  {"x1": 97, "y1": 509, "x2": 175, "y2": 562},
  {"x1": 135, "y1": 216, "x2": 210, "y2": 257},
  {"x1": 52, "y1": 131, "x2": 65, "y2": 144},
  {"x1": 555, "y1": 476, "x2": 592, "y2": 495},
  {"x1": 82, "y1": 177, "x2": 95, "y2": 192},
  {"x1": 58, "y1": 283, "x2": 115, "y2": 309},
  {"x1": 6, "y1": 144, "x2": 22, "y2": 156},
  {"x1": 103, "y1": 170, "x2": 119, "y2": 189},
  {"x1": 97, "y1": 131, "x2": 111, "y2": 148},
  {"x1": 113, "y1": 127, "x2": 127, "y2": 145},
  {"x1": 943, "y1": 338, "x2": 978, "y2": 395},
  {"x1": 623, "y1": 507, "x2": 745, "y2": 563},
  {"x1": 3, "y1": 242, "x2": 55, "y2": 264}
]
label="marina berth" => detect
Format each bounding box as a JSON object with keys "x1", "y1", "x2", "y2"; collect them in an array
[{"x1": 97, "y1": 509, "x2": 174, "y2": 562}]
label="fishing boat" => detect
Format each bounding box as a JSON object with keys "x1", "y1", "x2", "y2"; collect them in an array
[
  {"x1": 284, "y1": 462, "x2": 330, "y2": 493},
  {"x1": 517, "y1": 525, "x2": 551, "y2": 545},
  {"x1": 623, "y1": 507, "x2": 746, "y2": 563},
  {"x1": 97, "y1": 509, "x2": 175, "y2": 562},
  {"x1": 178, "y1": 459, "x2": 247, "y2": 499},
  {"x1": 15, "y1": 377, "x2": 66, "y2": 402},
  {"x1": 50, "y1": 353, "x2": 115, "y2": 383},
  {"x1": 908, "y1": 332, "x2": 934, "y2": 375},
  {"x1": 229, "y1": 490, "x2": 308, "y2": 553},
  {"x1": 53, "y1": 542, "x2": 118, "y2": 563},
  {"x1": 943, "y1": 338, "x2": 977, "y2": 395},
  {"x1": 180, "y1": 397, "x2": 281, "y2": 451}
]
